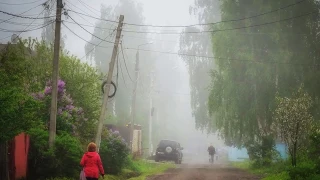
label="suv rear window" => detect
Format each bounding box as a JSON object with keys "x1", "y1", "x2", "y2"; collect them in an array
[{"x1": 158, "y1": 140, "x2": 177, "y2": 148}]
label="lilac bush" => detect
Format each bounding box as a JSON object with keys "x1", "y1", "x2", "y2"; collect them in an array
[
  {"x1": 100, "y1": 129, "x2": 129, "y2": 174},
  {"x1": 32, "y1": 79, "x2": 88, "y2": 136}
]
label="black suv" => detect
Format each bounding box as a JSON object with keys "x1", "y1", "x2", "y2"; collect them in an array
[{"x1": 155, "y1": 139, "x2": 183, "y2": 164}]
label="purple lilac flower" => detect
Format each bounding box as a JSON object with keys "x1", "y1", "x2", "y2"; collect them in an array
[
  {"x1": 38, "y1": 93, "x2": 44, "y2": 100},
  {"x1": 58, "y1": 108, "x2": 63, "y2": 115},
  {"x1": 44, "y1": 86, "x2": 52, "y2": 95},
  {"x1": 66, "y1": 105, "x2": 75, "y2": 111},
  {"x1": 57, "y1": 80, "x2": 66, "y2": 94}
]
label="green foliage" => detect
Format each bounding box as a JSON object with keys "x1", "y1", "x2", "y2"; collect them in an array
[
  {"x1": 262, "y1": 172, "x2": 289, "y2": 180},
  {"x1": 288, "y1": 161, "x2": 318, "y2": 180},
  {"x1": 27, "y1": 128, "x2": 83, "y2": 180},
  {"x1": 100, "y1": 130, "x2": 129, "y2": 175},
  {"x1": 246, "y1": 136, "x2": 279, "y2": 167},
  {"x1": 274, "y1": 87, "x2": 313, "y2": 166},
  {"x1": 309, "y1": 127, "x2": 320, "y2": 173},
  {"x1": 0, "y1": 43, "x2": 42, "y2": 142}
]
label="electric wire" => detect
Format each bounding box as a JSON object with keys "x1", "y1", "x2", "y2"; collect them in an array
[
  {"x1": 67, "y1": 14, "x2": 117, "y2": 44},
  {"x1": 0, "y1": 21, "x2": 54, "y2": 33},
  {"x1": 77, "y1": 0, "x2": 100, "y2": 17},
  {"x1": 123, "y1": 47, "x2": 320, "y2": 67},
  {"x1": 66, "y1": 0, "x2": 307, "y2": 28},
  {"x1": 0, "y1": 0, "x2": 45, "y2": 6},
  {"x1": 62, "y1": 22, "x2": 114, "y2": 49},
  {"x1": 79, "y1": 28, "x2": 116, "y2": 60},
  {"x1": 120, "y1": 43, "x2": 134, "y2": 82},
  {"x1": 0, "y1": 9, "x2": 55, "y2": 19},
  {"x1": 118, "y1": 49, "x2": 129, "y2": 89},
  {"x1": 121, "y1": 10, "x2": 317, "y2": 34},
  {"x1": 17, "y1": 0, "x2": 52, "y2": 37}
]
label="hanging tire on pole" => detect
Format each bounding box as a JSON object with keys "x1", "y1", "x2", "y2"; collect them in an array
[{"x1": 101, "y1": 80, "x2": 117, "y2": 98}]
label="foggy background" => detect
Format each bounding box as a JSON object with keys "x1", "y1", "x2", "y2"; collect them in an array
[{"x1": 0, "y1": 0, "x2": 224, "y2": 162}]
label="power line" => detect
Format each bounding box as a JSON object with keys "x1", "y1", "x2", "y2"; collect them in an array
[
  {"x1": 120, "y1": 43, "x2": 134, "y2": 82},
  {"x1": 0, "y1": 0, "x2": 45, "y2": 5},
  {"x1": 122, "y1": 10, "x2": 317, "y2": 35},
  {"x1": 0, "y1": 19, "x2": 44, "y2": 26},
  {"x1": 0, "y1": 21, "x2": 54, "y2": 33},
  {"x1": 66, "y1": 0, "x2": 307, "y2": 28},
  {"x1": 62, "y1": 22, "x2": 114, "y2": 50},
  {"x1": 124, "y1": 47, "x2": 320, "y2": 67},
  {"x1": 118, "y1": 49, "x2": 129, "y2": 89},
  {"x1": 79, "y1": 27, "x2": 116, "y2": 60},
  {"x1": 0, "y1": 9, "x2": 55, "y2": 19},
  {"x1": 65, "y1": 9, "x2": 118, "y2": 24},
  {"x1": 0, "y1": 2, "x2": 46, "y2": 25},
  {"x1": 67, "y1": 14, "x2": 116, "y2": 44},
  {"x1": 77, "y1": 0, "x2": 100, "y2": 16},
  {"x1": 64, "y1": 1, "x2": 96, "y2": 26},
  {"x1": 17, "y1": 0, "x2": 50, "y2": 37},
  {"x1": 124, "y1": 0, "x2": 308, "y2": 28}
]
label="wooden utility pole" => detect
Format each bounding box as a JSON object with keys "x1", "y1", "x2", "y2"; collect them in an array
[
  {"x1": 148, "y1": 71, "x2": 154, "y2": 156},
  {"x1": 95, "y1": 15, "x2": 124, "y2": 151},
  {"x1": 129, "y1": 50, "x2": 140, "y2": 152},
  {"x1": 49, "y1": 0, "x2": 63, "y2": 147}
]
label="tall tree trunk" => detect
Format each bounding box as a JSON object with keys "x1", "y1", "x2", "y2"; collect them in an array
[{"x1": 293, "y1": 141, "x2": 297, "y2": 167}]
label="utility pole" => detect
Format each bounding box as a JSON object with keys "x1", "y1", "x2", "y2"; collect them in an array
[
  {"x1": 95, "y1": 15, "x2": 124, "y2": 151},
  {"x1": 149, "y1": 71, "x2": 154, "y2": 156},
  {"x1": 130, "y1": 42, "x2": 153, "y2": 153},
  {"x1": 49, "y1": 0, "x2": 63, "y2": 148},
  {"x1": 129, "y1": 50, "x2": 140, "y2": 152}
]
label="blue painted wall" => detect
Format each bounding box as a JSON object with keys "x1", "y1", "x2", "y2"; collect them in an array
[{"x1": 227, "y1": 143, "x2": 288, "y2": 162}]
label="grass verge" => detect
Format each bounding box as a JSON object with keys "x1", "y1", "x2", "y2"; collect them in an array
[
  {"x1": 104, "y1": 160, "x2": 175, "y2": 180},
  {"x1": 232, "y1": 161, "x2": 289, "y2": 180}
]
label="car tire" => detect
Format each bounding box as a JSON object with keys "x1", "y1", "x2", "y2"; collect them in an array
[
  {"x1": 155, "y1": 156, "x2": 160, "y2": 162},
  {"x1": 175, "y1": 158, "x2": 180, "y2": 164}
]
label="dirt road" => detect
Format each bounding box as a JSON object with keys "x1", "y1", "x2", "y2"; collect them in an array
[{"x1": 147, "y1": 164, "x2": 262, "y2": 180}]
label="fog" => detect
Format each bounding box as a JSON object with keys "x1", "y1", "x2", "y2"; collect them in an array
[{"x1": 0, "y1": 0, "x2": 224, "y2": 163}]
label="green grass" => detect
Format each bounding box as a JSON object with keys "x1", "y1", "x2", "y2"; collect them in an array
[
  {"x1": 128, "y1": 161, "x2": 175, "y2": 180},
  {"x1": 103, "y1": 160, "x2": 175, "y2": 180},
  {"x1": 232, "y1": 161, "x2": 290, "y2": 180}
]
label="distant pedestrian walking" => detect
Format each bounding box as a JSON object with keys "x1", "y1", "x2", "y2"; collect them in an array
[{"x1": 80, "y1": 142, "x2": 105, "y2": 180}]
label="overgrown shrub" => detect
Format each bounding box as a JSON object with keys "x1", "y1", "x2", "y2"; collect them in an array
[
  {"x1": 309, "y1": 128, "x2": 320, "y2": 173},
  {"x1": 245, "y1": 136, "x2": 279, "y2": 168},
  {"x1": 100, "y1": 130, "x2": 129, "y2": 175},
  {"x1": 288, "y1": 161, "x2": 317, "y2": 180},
  {"x1": 27, "y1": 128, "x2": 83, "y2": 180}
]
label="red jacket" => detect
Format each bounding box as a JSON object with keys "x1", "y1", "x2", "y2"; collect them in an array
[{"x1": 80, "y1": 152, "x2": 105, "y2": 178}]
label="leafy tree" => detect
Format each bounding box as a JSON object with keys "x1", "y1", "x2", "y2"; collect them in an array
[
  {"x1": 207, "y1": 0, "x2": 320, "y2": 152},
  {"x1": 179, "y1": 0, "x2": 220, "y2": 131},
  {"x1": 0, "y1": 43, "x2": 42, "y2": 142},
  {"x1": 274, "y1": 87, "x2": 313, "y2": 167}
]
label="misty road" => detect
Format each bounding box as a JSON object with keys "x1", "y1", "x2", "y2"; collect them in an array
[{"x1": 147, "y1": 163, "x2": 261, "y2": 180}]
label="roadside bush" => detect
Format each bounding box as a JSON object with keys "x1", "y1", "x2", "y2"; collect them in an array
[
  {"x1": 100, "y1": 130, "x2": 129, "y2": 175},
  {"x1": 309, "y1": 128, "x2": 320, "y2": 173},
  {"x1": 245, "y1": 136, "x2": 278, "y2": 168},
  {"x1": 288, "y1": 161, "x2": 317, "y2": 180},
  {"x1": 27, "y1": 128, "x2": 83, "y2": 180}
]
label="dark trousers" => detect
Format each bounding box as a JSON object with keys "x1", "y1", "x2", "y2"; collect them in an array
[{"x1": 86, "y1": 177, "x2": 98, "y2": 180}]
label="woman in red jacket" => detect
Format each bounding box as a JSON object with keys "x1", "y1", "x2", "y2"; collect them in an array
[{"x1": 80, "y1": 142, "x2": 105, "y2": 180}]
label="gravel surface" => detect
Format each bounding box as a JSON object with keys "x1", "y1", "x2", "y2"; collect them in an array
[{"x1": 146, "y1": 164, "x2": 262, "y2": 180}]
